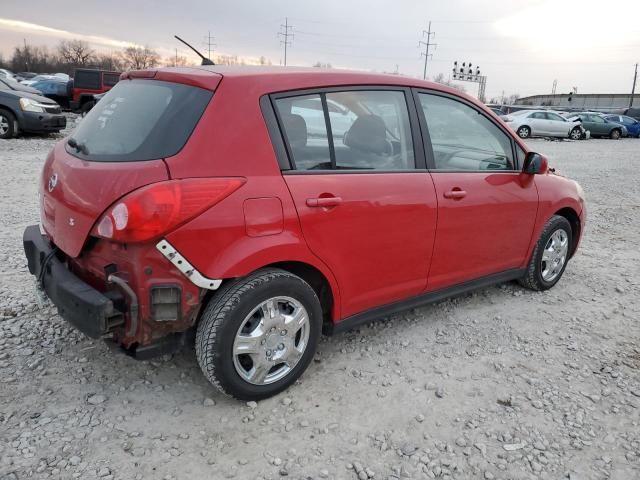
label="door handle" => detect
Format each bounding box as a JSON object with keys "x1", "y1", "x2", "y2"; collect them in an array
[
  {"x1": 306, "y1": 197, "x2": 343, "y2": 208},
  {"x1": 443, "y1": 189, "x2": 467, "y2": 200}
]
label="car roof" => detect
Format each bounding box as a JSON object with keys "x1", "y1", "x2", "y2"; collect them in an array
[{"x1": 134, "y1": 65, "x2": 481, "y2": 102}]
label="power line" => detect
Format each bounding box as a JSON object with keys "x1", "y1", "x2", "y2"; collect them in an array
[
  {"x1": 203, "y1": 31, "x2": 216, "y2": 61},
  {"x1": 418, "y1": 21, "x2": 437, "y2": 80},
  {"x1": 279, "y1": 17, "x2": 294, "y2": 66},
  {"x1": 630, "y1": 63, "x2": 638, "y2": 108}
]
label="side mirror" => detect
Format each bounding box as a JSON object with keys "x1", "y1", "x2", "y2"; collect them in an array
[{"x1": 523, "y1": 152, "x2": 548, "y2": 175}]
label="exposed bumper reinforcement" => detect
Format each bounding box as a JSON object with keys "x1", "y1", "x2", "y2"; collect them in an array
[{"x1": 156, "y1": 239, "x2": 222, "y2": 290}]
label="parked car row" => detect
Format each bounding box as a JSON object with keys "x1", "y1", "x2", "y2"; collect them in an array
[
  {"x1": 497, "y1": 107, "x2": 637, "y2": 140},
  {"x1": 0, "y1": 67, "x2": 122, "y2": 137}
]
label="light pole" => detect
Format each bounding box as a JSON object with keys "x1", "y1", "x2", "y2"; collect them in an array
[{"x1": 451, "y1": 61, "x2": 487, "y2": 102}]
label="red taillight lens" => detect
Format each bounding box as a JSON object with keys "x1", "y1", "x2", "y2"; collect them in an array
[{"x1": 92, "y1": 178, "x2": 245, "y2": 243}]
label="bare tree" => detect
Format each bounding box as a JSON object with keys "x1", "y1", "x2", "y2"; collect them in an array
[
  {"x1": 259, "y1": 56, "x2": 272, "y2": 66},
  {"x1": 164, "y1": 55, "x2": 189, "y2": 67},
  {"x1": 94, "y1": 53, "x2": 125, "y2": 72},
  {"x1": 120, "y1": 46, "x2": 160, "y2": 70},
  {"x1": 58, "y1": 40, "x2": 94, "y2": 66},
  {"x1": 432, "y1": 73, "x2": 466, "y2": 93},
  {"x1": 313, "y1": 62, "x2": 332, "y2": 68},
  {"x1": 506, "y1": 93, "x2": 520, "y2": 105}
]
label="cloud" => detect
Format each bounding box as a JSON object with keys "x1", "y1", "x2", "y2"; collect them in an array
[{"x1": 0, "y1": 17, "x2": 139, "y2": 50}]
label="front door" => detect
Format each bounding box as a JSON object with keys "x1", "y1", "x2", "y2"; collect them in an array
[
  {"x1": 416, "y1": 92, "x2": 539, "y2": 291},
  {"x1": 273, "y1": 89, "x2": 438, "y2": 318}
]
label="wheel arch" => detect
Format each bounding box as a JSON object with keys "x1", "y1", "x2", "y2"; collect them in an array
[
  {"x1": 202, "y1": 256, "x2": 341, "y2": 330},
  {"x1": 553, "y1": 206, "x2": 581, "y2": 257}
]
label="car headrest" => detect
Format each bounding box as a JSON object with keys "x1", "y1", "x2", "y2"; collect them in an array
[
  {"x1": 282, "y1": 113, "x2": 307, "y2": 149},
  {"x1": 344, "y1": 114, "x2": 391, "y2": 155}
]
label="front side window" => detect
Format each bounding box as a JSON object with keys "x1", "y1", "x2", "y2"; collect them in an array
[
  {"x1": 530, "y1": 112, "x2": 546, "y2": 119},
  {"x1": 275, "y1": 90, "x2": 415, "y2": 171},
  {"x1": 591, "y1": 115, "x2": 605, "y2": 123},
  {"x1": 546, "y1": 112, "x2": 565, "y2": 122},
  {"x1": 419, "y1": 93, "x2": 515, "y2": 171},
  {"x1": 103, "y1": 73, "x2": 120, "y2": 87}
]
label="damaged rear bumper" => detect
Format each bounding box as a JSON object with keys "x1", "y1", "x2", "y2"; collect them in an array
[{"x1": 23, "y1": 225, "x2": 125, "y2": 339}]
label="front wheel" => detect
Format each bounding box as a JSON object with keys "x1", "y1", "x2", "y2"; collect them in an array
[
  {"x1": 610, "y1": 129, "x2": 621, "y2": 140},
  {"x1": 0, "y1": 109, "x2": 16, "y2": 139},
  {"x1": 196, "y1": 268, "x2": 322, "y2": 400},
  {"x1": 569, "y1": 127, "x2": 582, "y2": 140},
  {"x1": 519, "y1": 215, "x2": 572, "y2": 291},
  {"x1": 517, "y1": 126, "x2": 531, "y2": 138}
]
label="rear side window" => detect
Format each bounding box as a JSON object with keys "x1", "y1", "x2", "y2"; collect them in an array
[
  {"x1": 103, "y1": 73, "x2": 120, "y2": 87},
  {"x1": 74, "y1": 70, "x2": 100, "y2": 90},
  {"x1": 68, "y1": 79, "x2": 212, "y2": 162},
  {"x1": 275, "y1": 89, "x2": 415, "y2": 171}
]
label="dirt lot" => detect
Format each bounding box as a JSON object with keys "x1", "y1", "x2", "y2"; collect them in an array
[{"x1": 1, "y1": 119, "x2": 639, "y2": 480}]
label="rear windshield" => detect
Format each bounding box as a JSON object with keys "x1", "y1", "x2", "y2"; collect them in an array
[{"x1": 67, "y1": 79, "x2": 212, "y2": 162}]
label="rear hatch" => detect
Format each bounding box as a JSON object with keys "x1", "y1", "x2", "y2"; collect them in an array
[{"x1": 41, "y1": 74, "x2": 217, "y2": 257}]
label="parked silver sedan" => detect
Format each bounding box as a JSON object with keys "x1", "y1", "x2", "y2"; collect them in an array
[{"x1": 504, "y1": 110, "x2": 583, "y2": 140}]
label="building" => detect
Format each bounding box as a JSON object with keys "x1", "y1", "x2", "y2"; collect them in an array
[{"x1": 516, "y1": 93, "x2": 639, "y2": 111}]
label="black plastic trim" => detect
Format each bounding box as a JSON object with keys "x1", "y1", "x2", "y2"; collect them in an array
[
  {"x1": 259, "y1": 94, "x2": 292, "y2": 170},
  {"x1": 23, "y1": 225, "x2": 124, "y2": 339},
  {"x1": 325, "y1": 268, "x2": 526, "y2": 335}
]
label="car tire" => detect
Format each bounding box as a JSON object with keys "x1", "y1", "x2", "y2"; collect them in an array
[
  {"x1": 610, "y1": 129, "x2": 621, "y2": 140},
  {"x1": 519, "y1": 215, "x2": 572, "y2": 291},
  {"x1": 0, "y1": 109, "x2": 16, "y2": 139},
  {"x1": 80, "y1": 100, "x2": 95, "y2": 116},
  {"x1": 195, "y1": 268, "x2": 322, "y2": 400},
  {"x1": 517, "y1": 126, "x2": 531, "y2": 138},
  {"x1": 569, "y1": 127, "x2": 582, "y2": 140}
]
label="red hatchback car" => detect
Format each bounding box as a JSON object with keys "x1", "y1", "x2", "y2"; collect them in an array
[{"x1": 23, "y1": 66, "x2": 586, "y2": 400}]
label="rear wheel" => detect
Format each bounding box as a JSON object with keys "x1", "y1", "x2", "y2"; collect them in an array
[
  {"x1": 0, "y1": 109, "x2": 16, "y2": 139},
  {"x1": 196, "y1": 268, "x2": 322, "y2": 400},
  {"x1": 517, "y1": 126, "x2": 531, "y2": 138},
  {"x1": 610, "y1": 129, "x2": 621, "y2": 140},
  {"x1": 520, "y1": 215, "x2": 572, "y2": 291}
]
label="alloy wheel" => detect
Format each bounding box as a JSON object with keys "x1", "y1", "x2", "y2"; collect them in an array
[
  {"x1": 0, "y1": 115, "x2": 9, "y2": 136},
  {"x1": 541, "y1": 229, "x2": 569, "y2": 282},
  {"x1": 232, "y1": 296, "x2": 310, "y2": 385}
]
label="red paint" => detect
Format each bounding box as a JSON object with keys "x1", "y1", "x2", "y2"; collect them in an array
[{"x1": 38, "y1": 66, "x2": 585, "y2": 348}]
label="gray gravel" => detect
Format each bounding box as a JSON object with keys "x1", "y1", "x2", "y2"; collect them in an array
[{"x1": 1, "y1": 121, "x2": 639, "y2": 479}]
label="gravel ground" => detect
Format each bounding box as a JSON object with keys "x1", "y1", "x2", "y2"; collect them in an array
[{"x1": 1, "y1": 118, "x2": 639, "y2": 480}]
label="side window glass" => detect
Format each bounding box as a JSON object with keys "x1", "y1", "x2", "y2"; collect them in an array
[
  {"x1": 274, "y1": 94, "x2": 332, "y2": 171},
  {"x1": 419, "y1": 93, "x2": 515, "y2": 171},
  {"x1": 531, "y1": 112, "x2": 545, "y2": 119},
  {"x1": 326, "y1": 90, "x2": 415, "y2": 170},
  {"x1": 546, "y1": 113, "x2": 564, "y2": 122},
  {"x1": 592, "y1": 115, "x2": 605, "y2": 123}
]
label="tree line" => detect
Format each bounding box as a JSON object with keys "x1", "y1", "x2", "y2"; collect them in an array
[{"x1": 0, "y1": 39, "x2": 273, "y2": 75}]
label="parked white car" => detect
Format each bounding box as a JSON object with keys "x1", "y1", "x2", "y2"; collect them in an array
[
  {"x1": 0, "y1": 69, "x2": 15, "y2": 80},
  {"x1": 504, "y1": 110, "x2": 583, "y2": 140}
]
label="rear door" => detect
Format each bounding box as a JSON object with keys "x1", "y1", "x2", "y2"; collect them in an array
[
  {"x1": 273, "y1": 88, "x2": 438, "y2": 318},
  {"x1": 415, "y1": 91, "x2": 538, "y2": 291}
]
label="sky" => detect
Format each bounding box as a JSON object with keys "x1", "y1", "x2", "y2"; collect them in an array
[{"x1": 1, "y1": 0, "x2": 639, "y2": 100}]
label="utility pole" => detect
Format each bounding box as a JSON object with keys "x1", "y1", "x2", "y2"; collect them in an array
[
  {"x1": 279, "y1": 17, "x2": 294, "y2": 66},
  {"x1": 418, "y1": 21, "x2": 436, "y2": 80},
  {"x1": 630, "y1": 63, "x2": 638, "y2": 108},
  {"x1": 552, "y1": 79, "x2": 557, "y2": 96},
  {"x1": 175, "y1": 48, "x2": 178, "y2": 66},
  {"x1": 203, "y1": 31, "x2": 216, "y2": 61}
]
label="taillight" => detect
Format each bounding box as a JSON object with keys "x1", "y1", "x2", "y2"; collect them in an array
[{"x1": 92, "y1": 178, "x2": 245, "y2": 243}]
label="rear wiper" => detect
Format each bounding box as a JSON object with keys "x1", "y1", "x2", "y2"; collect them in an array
[{"x1": 67, "y1": 137, "x2": 89, "y2": 155}]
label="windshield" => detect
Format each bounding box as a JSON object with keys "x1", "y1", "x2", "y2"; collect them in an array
[{"x1": 67, "y1": 79, "x2": 213, "y2": 162}]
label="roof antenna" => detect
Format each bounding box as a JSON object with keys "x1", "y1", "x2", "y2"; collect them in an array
[{"x1": 174, "y1": 35, "x2": 215, "y2": 65}]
